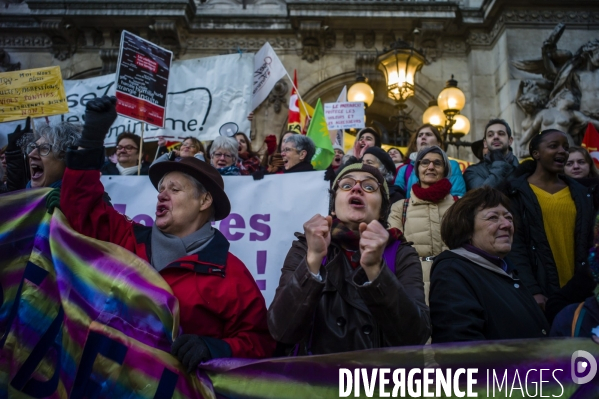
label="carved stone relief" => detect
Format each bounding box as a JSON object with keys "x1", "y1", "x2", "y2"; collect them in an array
[
  {"x1": 0, "y1": 49, "x2": 21, "y2": 72},
  {"x1": 40, "y1": 19, "x2": 82, "y2": 61},
  {"x1": 297, "y1": 21, "x2": 324, "y2": 63},
  {"x1": 323, "y1": 30, "x2": 336, "y2": 49},
  {"x1": 513, "y1": 24, "x2": 599, "y2": 155},
  {"x1": 267, "y1": 79, "x2": 288, "y2": 114},
  {"x1": 343, "y1": 31, "x2": 355, "y2": 49}
]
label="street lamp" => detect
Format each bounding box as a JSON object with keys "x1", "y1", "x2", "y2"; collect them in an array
[
  {"x1": 435, "y1": 75, "x2": 470, "y2": 149},
  {"x1": 348, "y1": 76, "x2": 374, "y2": 108},
  {"x1": 377, "y1": 39, "x2": 427, "y2": 146},
  {"x1": 422, "y1": 99, "x2": 446, "y2": 130}
]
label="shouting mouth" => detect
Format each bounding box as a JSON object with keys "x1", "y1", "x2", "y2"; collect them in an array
[
  {"x1": 30, "y1": 163, "x2": 44, "y2": 180},
  {"x1": 156, "y1": 205, "x2": 169, "y2": 217}
]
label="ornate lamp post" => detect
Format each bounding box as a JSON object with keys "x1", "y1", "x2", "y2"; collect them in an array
[
  {"x1": 377, "y1": 39, "x2": 426, "y2": 146},
  {"x1": 423, "y1": 75, "x2": 471, "y2": 152}
]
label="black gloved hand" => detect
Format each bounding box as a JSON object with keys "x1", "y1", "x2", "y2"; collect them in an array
[
  {"x1": 252, "y1": 168, "x2": 266, "y2": 180},
  {"x1": 489, "y1": 149, "x2": 505, "y2": 163},
  {"x1": 6, "y1": 117, "x2": 32, "y2": 152},
  {"x1": 45, "y1": 188, "x2": 61, "y2": 215},
  {"x1": 78, "y1": 96, "x2": 117, "y2": 148},
  {"x1": 171, "y1": 334, "x2": 211, "y2": 373}
]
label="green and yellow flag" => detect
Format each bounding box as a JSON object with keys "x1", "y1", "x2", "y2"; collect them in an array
[{"x1": 306, "y1": 98, "x2": 334, "y2": 170}]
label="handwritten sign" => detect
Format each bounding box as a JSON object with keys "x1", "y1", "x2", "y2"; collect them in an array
[
  {"x1": 0, "y1": 66, "x2": 68, "y2": 123},
  {"x1": 115, "y1": 31, "x2": 172, "y2": 128},
  {"x1": 323, "y1": 101, "x2": 365, "y2": 130}
]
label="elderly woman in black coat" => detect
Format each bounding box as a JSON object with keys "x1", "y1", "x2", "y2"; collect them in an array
[{"x1": 430, "y1": 187, "x2": 550, "y2": 343}]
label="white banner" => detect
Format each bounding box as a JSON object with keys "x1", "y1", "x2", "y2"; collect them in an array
[
  {"x1": 30, "y1": 53, "x2": 253, "y2": 146},
  {"x1": 100, "y1": 171, "x2": 329, "y2": 306},
  {"x1": 252, "y1": 42, "x2": 287, "y2": 111}
]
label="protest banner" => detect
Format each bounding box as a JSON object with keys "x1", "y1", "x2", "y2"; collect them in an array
[
  {"x1": 2, "y1": 189, "x2": 596, "y2": 399},
  {"x1": 41, "y1": 53, "x2": 252, "y2": 146},
  {"x1": 100, "y1": 171, "x2": 330, "y2": 306},
  {"x1": 115, "y1": 31, "x2": 172, "y2": 128},
  {"x1": 0, "y1": 66, "x2": 68, "y2": 123},
  {"x1": 323, "y1": 101, "x2": 365, "y2": 130}
]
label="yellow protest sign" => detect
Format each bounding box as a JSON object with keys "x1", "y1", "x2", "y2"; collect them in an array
[{"x1": 0, "y1": 66, "x2": 69, "y2": 122}]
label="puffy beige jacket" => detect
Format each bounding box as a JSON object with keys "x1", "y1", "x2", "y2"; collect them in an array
[{"x1": 388, "y1": 189, "x2": 456, "y2": 304}]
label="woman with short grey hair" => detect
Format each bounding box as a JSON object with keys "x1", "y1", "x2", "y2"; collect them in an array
[
  {"x1": 209, "y1": 136, "x2": 240, "y2": 176},
  {"x1": 4, "y1": 118, "x2": 81, "y2": 190},
  {"x1": 281, "y1": 134, "x2": 315, "y2": 173},
  {"x1": 388, "y1": 145, "x2": 458, "y2": 304}
]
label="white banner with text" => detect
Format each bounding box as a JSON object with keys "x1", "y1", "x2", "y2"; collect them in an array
[{"x1": 101, "y1": 171, "x2": 329, "y2": 306}]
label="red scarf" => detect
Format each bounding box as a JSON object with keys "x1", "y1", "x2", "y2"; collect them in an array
[{"x1": 411, "y1": 178, "x2": 452, "y2": 203}]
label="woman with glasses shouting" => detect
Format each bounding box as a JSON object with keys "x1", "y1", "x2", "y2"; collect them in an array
[
  {"x1": 388, "y1": 146, "x2": 460, "y2": 304},
  {"x1": 101, "y1": 132, "x2": 150, "y2": 176},
  {"x1": 3, "y1": 118, "x2": 80, "y2": 191},
  {"x1": 268, "y1": 163, "x2": 430, "y2": 355},
  {"x1": 209, "y1": 136, "x2": 240, "y2": 176}
]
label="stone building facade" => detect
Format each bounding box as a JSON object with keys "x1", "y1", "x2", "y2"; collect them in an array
[{"x1": 2, "y1": 0, "x2": 599, "y2": 160}]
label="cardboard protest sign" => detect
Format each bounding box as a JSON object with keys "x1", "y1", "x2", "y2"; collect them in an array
[
  {"x1": 0, "y1": 66, "x2": 68, "y2": 123},
  {"x1": 115, "y1": 31, "x2": 172, "y2": 128},
  {"x1": 323, "y1": 101, "x2": 365, "y2": 130}
]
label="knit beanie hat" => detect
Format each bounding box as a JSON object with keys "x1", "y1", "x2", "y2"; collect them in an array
[
  {"x1": 333, "y1": 144, "x2": 345, "y2": 153},
  {"x1": 363, "y1": 146, "x2": 396, "y2": 174},
  {"x1": 356, "y1": 128, "x2": 381, "y2": 147},
  {"x1": 333, "y1": 163, "x2": 389, "y2": 200}
]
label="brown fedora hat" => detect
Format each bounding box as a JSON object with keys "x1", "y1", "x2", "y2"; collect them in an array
[{"x1": 149, "y1": 157, "x2": 231, "y2": 221}]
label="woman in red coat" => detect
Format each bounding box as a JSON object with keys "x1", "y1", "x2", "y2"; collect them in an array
[{"x1": 60, "y1": 97, "x2": 275, "y2": 372}]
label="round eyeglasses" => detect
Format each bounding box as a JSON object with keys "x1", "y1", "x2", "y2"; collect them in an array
[
  {"x1": 26, "y1": 142, "x2": 53, "y2": 157},
  {"x1": 336, "y1": 177, "x2": 381, "y2": 193}
]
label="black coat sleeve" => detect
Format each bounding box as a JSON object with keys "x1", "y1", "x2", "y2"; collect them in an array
[{"x1": 430, "y1": 259, "x2": 486, "y2": 343}]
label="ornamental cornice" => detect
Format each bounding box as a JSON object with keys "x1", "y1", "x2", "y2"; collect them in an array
[{"x1": 468, "y1": 8, "x2": 599, "y2": 47}]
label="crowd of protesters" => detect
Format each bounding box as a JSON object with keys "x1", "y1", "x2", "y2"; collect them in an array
[{"x1": 1, "y1": 96, "x2": 599, "y2": 370}]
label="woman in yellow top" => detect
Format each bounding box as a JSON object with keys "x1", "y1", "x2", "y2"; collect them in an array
[
  {"x1": 388, "y1": 146, "x2": 458, "y2": 303},
  {"x1": 505, "y1": 129, "x2": 594, "y2": 312}
]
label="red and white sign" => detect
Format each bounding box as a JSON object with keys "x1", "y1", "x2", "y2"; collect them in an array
[{"x1": 115, "y1": 31, "x2": 173, "y2": 128}]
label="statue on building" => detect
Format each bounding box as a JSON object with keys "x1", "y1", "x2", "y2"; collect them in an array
[{"x1": 513, "y1": 24, "x2": 599, "y2": 155}]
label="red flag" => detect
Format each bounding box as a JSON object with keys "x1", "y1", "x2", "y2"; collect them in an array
[
  {"x1": 287, "y1": 70, "x2": 301, "y2": 134},
  {"x1": 582, "y1": 122, "x2": 599, "y2": 168}
]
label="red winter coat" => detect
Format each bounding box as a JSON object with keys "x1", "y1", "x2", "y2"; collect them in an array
[{"x1": 60, "y1": 148, "x2": 275, "y2": 359}]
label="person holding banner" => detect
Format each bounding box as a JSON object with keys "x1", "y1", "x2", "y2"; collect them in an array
[
  {"x1": 268, "y1": 163, "x2": 430, "y2": 355},
  {"x1": 101, "y1": 132, "x2": 150, "y2": 176},
  {"x1": 209, "y1": 136, "x2": 241, "y2": 176},
  {"x1": 59, "y1": 97, "x2": 275, "y2": 370},
  {"x1": 152, "y1": 136, "x2": 206, "y2": 165}
]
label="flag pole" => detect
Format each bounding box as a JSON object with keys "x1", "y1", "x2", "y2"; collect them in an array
[
  {"x1": 137, "y1": 123, "x2": 144, "y2": 176},
  {"x1": 285, "y1": 72, "x2": 311, "y2": 122}
]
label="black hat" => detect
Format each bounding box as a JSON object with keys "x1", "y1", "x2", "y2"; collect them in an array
[
  {"x1": 363, "y1": 146, "x2": 396, "y2": 174},
  {"x1": 471, "y1": 139, "x2": 485, "y2": 161},
  {"x1": 149, "y1": 157, "x2": 231, "y2": 221}
]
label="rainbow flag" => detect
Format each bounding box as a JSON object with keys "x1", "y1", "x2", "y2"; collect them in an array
[{"x1": 0, "y1": 189, "x2": 210, "y2": 398}]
